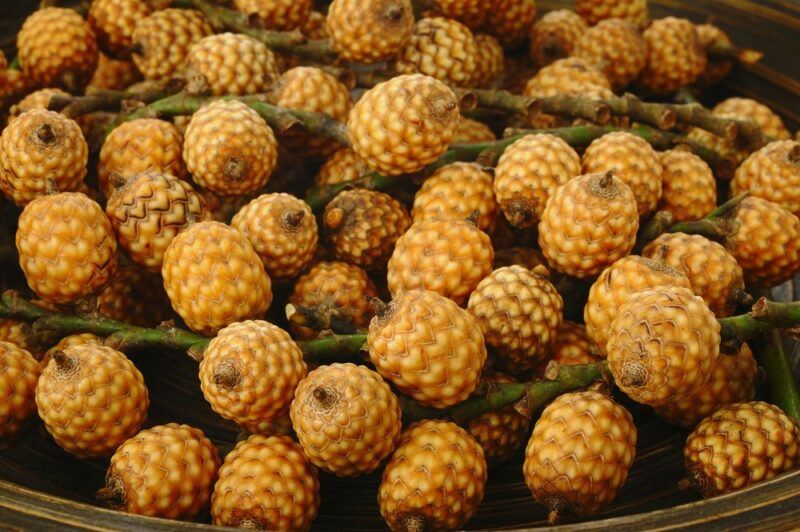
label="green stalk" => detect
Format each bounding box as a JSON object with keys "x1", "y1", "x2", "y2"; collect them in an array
[{"x1": 755, "y1": 331, "x2": 800, "y2": 424}]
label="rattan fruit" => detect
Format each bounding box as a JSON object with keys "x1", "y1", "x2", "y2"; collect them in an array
[
  {"x1": 468, "y1": 265, "x2": 563, "y2": 372},
  {"x1": 524, "y1": 391, "x2": 637, "y2": 522},
  {"x1": 269, "y1": 66, "x2": 351, "y2": 156},
  {"x1": 88, "y1": 54, "x2": 142, "y2": 91},
  {"x1": 211, "y1": 434, "x2": 320, "y2": 530},
  {"x1": 429, "y1": 0, "x2": 491, "y2": 28},
  {"x1": 183, "y1": 100, "x2": 278, "y2": 196},
  {"x1": 231, "y1": 193, "x2": 317, "y2": 281},
  {"x1": 466, "y1": 373, "x2": 531, "y2": 464},
  {"x1": 161, "y1": 221, "x2": 272, "y2": 334},
  {"x1": 549, "y1": 322, "x2": 602, "y2": 366},
  {"x1": 200, "y1": 320, "x2": 306, "y2": 429},
  {"x1": 347, "y1": 74, "x2": 460, "y2": 176},
  {"x1": 607, "y1": 286, "x2": 720, "y2": 407},
  {"x1": 36, "y1": 344, "x2": 148, "y2": 458},
  {"x1": 0, "y1": 341, "x2": 40, "y2": 448},
  {"x1": 658, "y1": 149, "x2": 717, "y2": 222},
  {"x1": 642, "y1": 233, "x2": 745, "y2": 317},
  {"x1": 575, "y1": 0, "x2": 648, "y2": 27},
  {"x1": 696, "y1": 24, "x2": 733, "y2": 86},
  {"x1": 538, "y1": 172, "x2": 639, "y2": 278},
  {"x1": 290, "y1": 363, "x2": 402, "y2": 477},
  {"x1": 289, "y1": 261, "x2": 378, "y2": 339},
  {"x1": 131, "y1": 9, "x2": 213, "y2": 81},
  {"x1": 396, "y1": 17, "x2": 477, "y2": 87},
  {"x1": 585, "y1": 253, "x2": 692, "y2": 355},
  {"x1": 494, "y1": 133, "x2": 581, "y2": 228},
  {"x1": 98, "y1": 423, "x2": 220, "y2": 519},
  {"x1": 40, "y1": 333, "x2": 103, "y2": 368},
  {"x1": 455, "y1": 117, "x2": 496, "y2": 143},
  {"x1": 388, "y1": 219, "x2": 494, "y2": 305},
  {"x1": 300, "y1": 10, "x2": 327, "y2": 39},
  {"x1": 233, "y1": 0, "x2": 312, "y2": 31},
  {"x1": 471, "y1": 34, "x2": 505, "y2": 87},
  {"x1": 368, "y1": 290, "x2": 487, "y2": 408},
  {"x1": 326, "y1": 0, "x2": 414, "y2": 63},
  {"x1": 8, "y1": 88, "x2": 70, "y2": 118},
  {"x1": 323, "y1": 189, "x2": 411, "y2": 270},
  {"x1": 379, "y1": 419, "x2": 487, "y2": 531},
  {"x1": 656, "y1": 343, "x2": 757, "y2": 429},
  {"x1": 106, "y1": 172, "x2": 208, "y2": 271},
  {"x1": 732, "y1": 140, "x2": 800, "y2": 215},
  {"x1": 315, "y1": 147, "x2": 371, "y2": 187},
  {"x1": 582, "y1": 131, "x2": 663, "y2": 216},
  {"x1": 17, "y1": 8, "x2": 99, "y2": 92},
  {"x1": 88, "y1": 0, "x2": 151, "y2": 59},
  {"x1": 0, "y1": 109, "x2": 87, "y2": 206},
  {"x1": 186, "y1": 33, "x2": 279, "y2": 96},
  {"x1": 411, "y1": 162, "x2": 497, "y2": 233},
  {"x1": 240, "y1": 411, "x2": 294, "y2": 439},
  {"x1": 683, "y1": 402, "x2": 799, "y2": 497},
  {"x1": 16, "y1": 192, "x2": 117, "y2": 304},
  {"x1": 638, "y1": 17, "x2": 707, "y2": 94},
  {"x1": 98, "y1": 118, "x2": 185, "y2": 198},
  {"x1": 484, "y1": 0, "x2": 538, "y2": 49},
  {"x1": 725, "y1": 196, "x2": 800, "y2": 287},
  {"x1": 96, "y1": 264, "x2": 172, "y2": 327},
  {"x1": 0, "y1": 320, "x2": 41, "y2": 361},
  {"x1": 572, "y1": 18, "x2": 646, "y2": 90},
  {"x1": 529, "y1": 10, "x2": 588, "y2": 67}
]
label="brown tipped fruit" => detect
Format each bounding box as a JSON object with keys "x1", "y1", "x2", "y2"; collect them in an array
[
  {"x1": 326, "y1": 0, "x2": 414, "y2": 64},
  {"x1": 529, "y1": 10, "x2": 588, "y2": 67}
]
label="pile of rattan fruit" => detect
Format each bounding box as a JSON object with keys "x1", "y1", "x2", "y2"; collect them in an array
[{"x1": 1, "y1": 0, "x2": 800, "y2": 529}]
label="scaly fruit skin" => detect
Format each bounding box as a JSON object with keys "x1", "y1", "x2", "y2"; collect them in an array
[
  {"x1": 16, "y1": 193, "x2": 117, "y2": 305},
  {"x1": 290, "y1": 363, "x2": 402, "y2": 477},
  {"x1": 240, "y1": 411, "x2": 293, "y2": 438},
  {"x1": 696, "y1": 24, "x2": 733, "y2": 86},
  {"x1": 494, "y1": 133, "x2": 581, "y2": 228},
  {"x1": 684, "y1": 402, "x2": 799, "y2": 498},
  {"x1": 538, "y1": 172, "x2": 639, "y2": 278},
  {"x1": 106, "y1": 173, "x2": 208, "y2": 271},
  {"x1": 270, "y1": 66, "x2": 352, "y2": 156},
  {"x1": 455, "y1": 117, "x2": 496, "y2": 143},
  {"x1": 529, "y1": 10, "x2": 588, "y2": 67},
  {"x1": 184, "y1": 100, "x2": 278, "y2": 196},
  {"x1": 484, "y1": 0, "x2": 537, "y2": 49},
  {"x1": 301, "y1": 11, "x2": 327, "y2": 39},
  {"x1": 17, "y1": 8, "x2": 99, "y2": 92},
  {"x1": 96, "y1": 265, "x2": 173, "y2": 327},
  {"x1": 315, "y1": 148, "x2": 371, "y2": 187},
  {"x1": 726, "y1": 196, "x2": 800, "y2": 287},
  {"x1": 658, "y1": 149, "x2": 717, "y2": 222},
  {"x1": 368, "y1": 290, "x2": 487, "y2": 408},
  {"x1": 584, "y1": 255, "x2": 692, "y2": 355},
  {"x1": 524, "y1": 391, "x2": 637, "y2": 520},
  {"x1": 412, "y1": 162, "x2": 497, "y2": 233},
  {"x1": 607, "y1": 286, "x2": 720, "y2": 407},
  {"x1": 732, "y1": 141, "x2": 800, "y2": 215},
  {"x1": 642, "y1": 233, "x2": 744, "y2": 317},
  {"x1": 289, "y1": 261, "x2": 378, "y2": 339},
  {"x1": 430, "y1": 0, "x2": 491, "y2": 28},
  {"x1": 582, "y1": 131, "x2": 663, "y2": 216},
  {"x1": 656, "y1": 344, "x2": 757, "y2": 429},
  {"x1": 200, "y1": 320, "x2": 307, "y2": 428},
  {"x1": 470, "y1": 34, "x2": 505, "y2": 87},
  {"x1": 572, "y1": 18, "x2": 646, "y2": 91},
  {"x1": 161, "y1": 221, "x2": 272, "y2": 335},
  {"x1": 549, "y1": 322, "x2": 602, "y2": 366},
  {"x1": 88, "y1": 0, "x2": 152, "y2": 59},
  {"x1": 9, "y1": 88, "x2": 70, "y2": 119},
  {"x1": 0, "y1": 109, "x2": 87, "y2": 206},
  {"x1": 347, "y1": 74, "x2": 460, "y2": 176},
  {"x1": 396, "y1": 17, "x2": 477, "y2": 87},
  {"x1": 211, "y1": 435, "x2": 319, "y2": 530},
  {"x1": 0, "y1": 342, "x2": 40, "y2": 448},
  {"x1": 327, "y1": 0, "x2": 414, "y2": 63},
  {"x1": 232, "y1": 193, "x2": 318, "y2": 281},
  {"x1": 0, "y1": 320, "x2": 41, "y2": 362},
  {"x1": 379, "y1": 420, "x2": 487, "y2": 531},
  {"x1": 101, "y1": 424, "x2": 220, "y2": 519},
  {"x1": 638, "y1": 17, "x2": 707, "y2": 94},
  {"x1": 88, "y1": 54, "x2": 142, "y2": 91},
  {"x1": 388, "y1": 219, "x2": 494, "y2": 305},
  {"x1": 186, "y1": 33, "x2": 279, "y2": 96},
  {"x1": 233, "y1": 0, "x2": 312, "y2": 31},
  {"x1": 323, "y1": 189, "x2": 411, "y2": 270},
  {"x1": 41, "y1": 333, "x2": 103, "y2": 368},
  {"x1": 36, "y1": 344, "x2": 148, "y2": 458},
  {"x1": 467, "y1": 373, "x2": 531, "y2": 464},
  {"x1": 468, "y1": 265, "x2": 563, "y2": 372},
  {"x1": 99, "y1": 118, "x2": 185, "y2": 198},
  {"x1": 131, "y1": 9, "x2": 214, "y2": 81},
  {"x1": 575, "y1": 0, "x2": 648, "y2": 27}
]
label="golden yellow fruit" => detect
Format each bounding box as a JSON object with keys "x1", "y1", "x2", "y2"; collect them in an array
[
  {"x1": 658, "y1": 149, "x2": 717, "y2": 222},
  {"x1": 0, "y1": 341, "x2": 40, "y2": 448},
  {"x1": 396, "y1": 17, "x2": 477, "y2": 87},
  {"x1": 233, "y1": 0, "x2": 313, "y2": 31},
  {"x1": 529, "y1": 9, "x2": 588, "y2": 67},
  {"x1": 638, "y1": 17, "x2": 706, "y2": 94},
  {"x1": 326, "y1": 0, "x2": 414, "y2": 63},
  {"x1": 572, "y1": 18, "x2": 646, "y2": 90},
  {"x1": 732, "y1": 140, "x2": 800, "y2": 215},
  {"x1": 88, "y1": 0, "x2": 151, "y2": 59}
]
